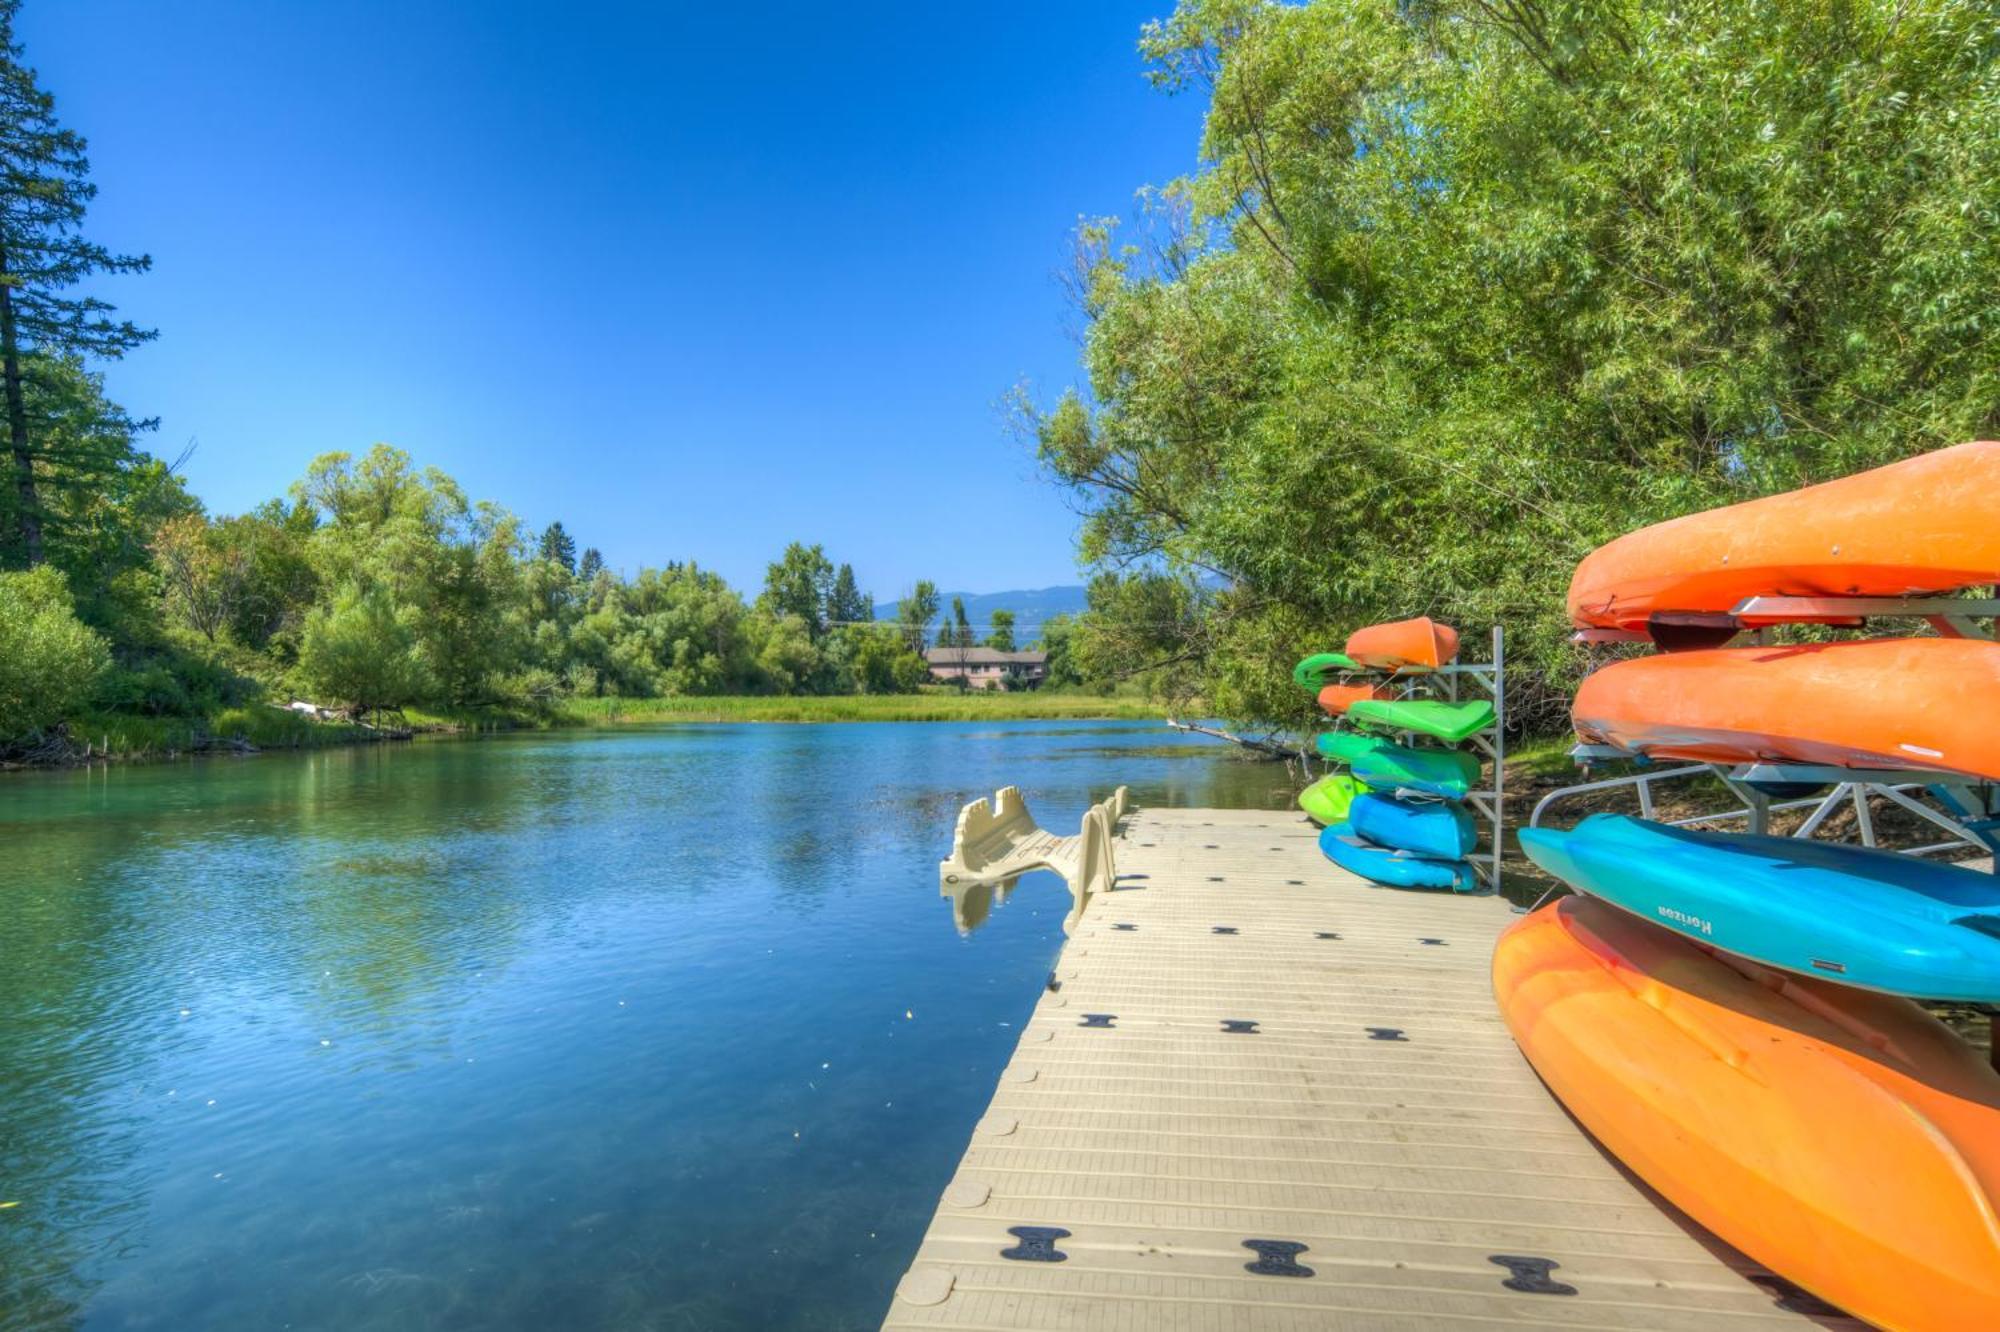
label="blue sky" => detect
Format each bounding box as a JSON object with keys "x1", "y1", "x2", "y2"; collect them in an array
[{"x1": 20, "y1": 1, "x2": 1206, "y2": 600}]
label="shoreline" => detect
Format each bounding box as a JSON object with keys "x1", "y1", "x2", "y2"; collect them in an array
[{"x1": 1, "y1": 693, "x2": 1173, "y2": 772}]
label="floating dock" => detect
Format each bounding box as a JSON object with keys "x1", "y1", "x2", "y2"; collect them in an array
[{"x1": 886, "y1": 804, "x2": 1862, "y2": 1330}]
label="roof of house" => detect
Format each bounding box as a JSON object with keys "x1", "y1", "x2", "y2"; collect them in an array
[{"x1": 922, "y1": 647, "x2": 1048, "y2": 666}]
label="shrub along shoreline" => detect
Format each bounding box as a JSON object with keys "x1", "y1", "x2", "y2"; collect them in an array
[{"x1": 1, "y1": 690, "x2": 1172, "y2": 769}]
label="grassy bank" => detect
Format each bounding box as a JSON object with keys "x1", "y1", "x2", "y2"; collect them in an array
[
  {"x1": 556, "y1": 692, "x2": 1170, "y2": 725},
  {"x1": 30, "y1": 706, "x2": 384, "y2": 764}
]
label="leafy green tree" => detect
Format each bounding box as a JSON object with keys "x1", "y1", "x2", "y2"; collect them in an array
[
  {"x1": 986, "y1": 609, "x2": 1016, "y2": 652},
  {"x1": 218, "y1": 500, "x2": 319, "y2": 653},
  {"x1": 896, "y1": 580, "x2": 939, "y2": 656},
  {"x1": 827, "y1": 562, "x2": 870, "y2": 627},
  {"x1": 758, "y1": 541, "x2": 835, "y2": 640},
  {"x1": 537, "y1": 520, "x2": 577, "y2": 575},
  {"x1": 0, "y1": 564, "x2": 107, "y2": 740},
  {"x1": 1027, "y1": 0, "x2": 2000, "y2": 724},
  {"x1": 294, "y1": 446, "x2": 527, "y2": 705},
  {"x1": 151, "y1": 513, "x2": 246, "y2": 643},
  {"x1": 0, "y1": 5, "x2": 153, "y2": 568},
  {"x1": 750, "y1": 611, "x2": 819, "y2": 693},
  {"x1": 298, "y1": 582, "x2": 427, "y2": 717},
  {"x1": 951, "y1": 597, "x2": 974, "y2": 648},
  {"x1": 1035, "y1": 613, "x2": 1082, "y2": 688},
  {"x1": 846, "y1": 623, "x2": 929, "y2": 693}
]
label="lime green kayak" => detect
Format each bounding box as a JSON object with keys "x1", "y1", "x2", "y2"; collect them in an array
[
  {"x1": 1315, "y1": 731, "x2": 1480, "y2": 800},
  {"x1": 1298, "y1": 773, "x2": 1366, "y2": 826},
  {"x1": 1347, "y1": 697, "x2": 1495, "y2": 744},
  {"x1": 1292, "y1": 652, "x2": 1361, "y2": 689}
]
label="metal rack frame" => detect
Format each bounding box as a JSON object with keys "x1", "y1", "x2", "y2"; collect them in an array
[
  {"x1": 1537, "y1": 592, "x2": 2000, "y2": 870},
  {"x1": 1438, "y1": 626, "x2": 1507, "y2": 893}
]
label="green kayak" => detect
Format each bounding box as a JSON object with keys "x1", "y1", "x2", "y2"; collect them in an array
[
  {"x1": 1291, "y1": 651, "x2": 1361, "y2": 689},
  {"x1": 1315, "y1": 730, "x2": 1383, "y2": 763},
  {"x1": 1315, "y1": 731, "x2": 1480, "y2": 800},
  {"x1": 1298, "y1": 773, "x2": 1367, "y2": 826},
  {"x1": 1346, "y1": 697, "x2": 1495, "y2": 744}
]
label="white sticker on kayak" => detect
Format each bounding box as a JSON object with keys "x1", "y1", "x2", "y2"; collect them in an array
[{"x1": 1899, "y1": 743, "x2": 1945, "y2": 758}]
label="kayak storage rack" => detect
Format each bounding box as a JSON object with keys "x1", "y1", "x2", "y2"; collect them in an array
[{"x1": 1542, "y1": 592, "x2": 1999, "y2": 872}]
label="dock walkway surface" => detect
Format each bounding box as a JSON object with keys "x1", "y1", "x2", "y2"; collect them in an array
[{"x1": 885, "y1": 805, "x2": 1863, "y2": 1331}]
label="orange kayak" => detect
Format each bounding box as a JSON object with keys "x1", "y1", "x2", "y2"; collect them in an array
[
  {"x1": 1315, "y1": 681, "x2": 1392, "y2": 716},
  {"x1": 1572, "y1": 636, "x2": 2000, "y2": 780},
  {"x1": 1570, "y1": 440, "x2": 2000, "y2": 637},
  {"x1": 1344, "y1": 617, "x2": 1459, "y2": 673},
  {"x1": 1495, "y1": 895, "x2": 2000, "y2": 1330}
]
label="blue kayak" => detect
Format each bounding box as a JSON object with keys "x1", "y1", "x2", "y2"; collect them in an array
[
  {"x1": 1521, "y1": 813, "x2": 2000, "y2": 1002},
  {"x1": 1319, "y1": 823, "x2": 1477, "y2": 892},
  {"x1": 1350, "y1": 792, "x2": 1477, "y2": 859}
]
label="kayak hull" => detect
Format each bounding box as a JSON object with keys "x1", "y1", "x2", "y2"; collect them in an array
[
  {"x1": 1344, "y1": 617, "x2": 1459, "y2": 674},
  {"x1": 1297, "y1": 773, "x2": 1366, "y2": 827},
  {"x1": 1319, "y1": 823, "x2": 1476, "y2": 891},
  {"x1": 1521, "y1": 814, "x2": 2000, "y2": 1001},
  {"x1": 1572, "y1": 636, "x2": 2000, "y2": 781},
  {"x1": 1495, "y1": 894, "x2": 2000, "y2": 1330},
  {"x1": 1351, "y1": 793, "x2": 1476, "y2": 859},
  {"x1": 1347, "y1": 697, "x2": 1494, "y2": 743},
  {"x1": 1569, "y1": 440, "x2": 2000, "y2": 635}
]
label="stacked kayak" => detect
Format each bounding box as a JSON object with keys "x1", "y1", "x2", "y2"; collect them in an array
[
  {"x1": 1570, "y1": 439, "x2": 2000, "y2": 644},
  {"x1": 1296, "y1": 772, "x2": 1364, "y2": 827},
  {"x1": 1521, "y1": 814, "x2": 2000, "y2": 1002},
  {"x1": 1503, "y1": 441, "x2": 2000, "y2": 1327},
  {"x1": 1572, "y1": 635, "x2": 2000, "y2": 780},
  {"x1": 1495, "y1": 895, "x2": 2000, "y2": 1329},
  {"x1": 1292, "y1": 617, "x2": 1492, "y2": 891}
]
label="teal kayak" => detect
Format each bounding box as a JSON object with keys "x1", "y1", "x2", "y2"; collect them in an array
[
  {"x1": 1316, "y1": 732, "x2": 1480, "y2": 800},
  {"x1": 1347, "y1": 697, "x2": 1495, "y2": 744},
  {"x1": 1522, "y1": 814, "x2": 2000, "y2": 1002},
  {"x1": 1319, "y1": 823, "x2": 1477, "y2": 892},
  {"x1": 1351, "y1": 792, "x2": 1477, "y2": 859}
]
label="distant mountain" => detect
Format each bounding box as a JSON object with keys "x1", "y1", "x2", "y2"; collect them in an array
[{"x1": 873, "y1": 584, "x2": 1087, "y2": 646}]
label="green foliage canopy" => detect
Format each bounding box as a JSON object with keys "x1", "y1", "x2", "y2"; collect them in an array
[
  {"x1": 1029, "y1": 0, "x2": 2000, "y2": 724},
  {"x1": 0, "y1": 564, "x2": 108, "y2": 739}
]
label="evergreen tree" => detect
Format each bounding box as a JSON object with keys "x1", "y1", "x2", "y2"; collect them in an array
[
  {"x1": 0, "y1": 2, "x2": 153, "y2": 567},
  {"x1": 578, "y1": 547, "x2": 604, "y2": 581},
  {"x1": 537, "y1": 520, "x2": 577, "y2": 575},
  {"x1": 986, "y1": 609, "x2": 1016, "y2": 652},
  {"x1": 827, "y1": 562, "x2": 870, "y2": 627},
  {"x1": 951, "y1": 597, "x2": 974, "y2": 648}
]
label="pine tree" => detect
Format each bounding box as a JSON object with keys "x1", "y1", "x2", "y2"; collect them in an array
[
  {"x1": 0, "y1": 2, "x2": 153, "y2": 567},
  {"x1": 578, "y1": 547, "x2": 604, "y2": 581},
  {"x1": 951, "y1": 597, "x2": 974, "y2": 648},
  {"x1": 827, "y1": 562, "x2": 870, "y2": 627},
  {"x1": 538, "y1": 520, "x2": 577, "y2": 575}
]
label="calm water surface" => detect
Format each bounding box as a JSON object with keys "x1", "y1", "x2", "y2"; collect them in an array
[{"x1": 0, "y1": 721, "x2": 1288, "y2": 1331}]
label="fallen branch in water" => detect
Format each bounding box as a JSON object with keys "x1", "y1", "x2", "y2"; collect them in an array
[{"x1": 1166, "y1": 717, "x2": 1307, "y2": 762}]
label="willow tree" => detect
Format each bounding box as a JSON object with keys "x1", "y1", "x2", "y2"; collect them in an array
[
  {"x1": 1028, "y1": 0, "x2": 2000, "y2": 724},
  {"x1": 0, "y1": 0, "x2": 153, "y2": 567}
]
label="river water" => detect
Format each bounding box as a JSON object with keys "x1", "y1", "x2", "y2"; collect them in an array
[{"x1": 0, "y1": 721, "x2": 1288, "y2": 1331}]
